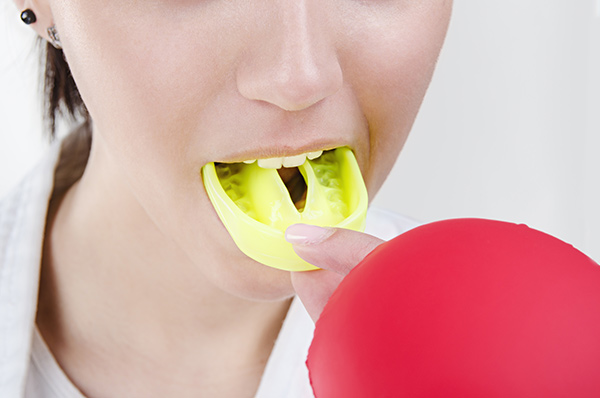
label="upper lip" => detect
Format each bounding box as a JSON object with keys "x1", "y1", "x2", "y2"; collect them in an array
[{"x1": 213, "y1": 141, "x2": 351, "y2": 164}]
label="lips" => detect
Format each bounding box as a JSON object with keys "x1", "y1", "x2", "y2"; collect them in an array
[{"x1": 202, "y1": 147, "x2": 368, "y2": 271}]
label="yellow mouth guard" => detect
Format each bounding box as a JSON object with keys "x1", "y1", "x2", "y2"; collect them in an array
[{"x1": 201, "y1": 147, "x2": 368, "y2": 271}]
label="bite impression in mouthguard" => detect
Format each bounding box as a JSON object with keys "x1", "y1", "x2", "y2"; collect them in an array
[{"x1": 202, "y1": 147, "x2": 368, "y2": 271}]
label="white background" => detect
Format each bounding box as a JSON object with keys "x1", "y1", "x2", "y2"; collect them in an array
[{"x1": 1, "y1": 1, "x2": 599, "y2": 261}]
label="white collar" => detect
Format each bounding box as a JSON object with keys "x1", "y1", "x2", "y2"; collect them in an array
[{"x1": 0, "y1": 141, "x2": 61, "y2": 396}]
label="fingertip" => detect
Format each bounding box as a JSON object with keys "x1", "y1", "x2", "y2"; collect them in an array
[{"x1": 285, "y1": 223, "x2": 335, "y2": 246}]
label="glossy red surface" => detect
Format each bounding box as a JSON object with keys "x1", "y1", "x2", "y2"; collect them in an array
[{"x1": 308, "y1": 219, "x2": 600, "y2": 398}]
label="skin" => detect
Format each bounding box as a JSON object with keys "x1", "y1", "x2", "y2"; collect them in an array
[{"x1": 15, "y1": 0, "x2": 452, "y2": 396}]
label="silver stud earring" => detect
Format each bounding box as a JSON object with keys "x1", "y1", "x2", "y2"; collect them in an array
[{"x1": 47, "y1": 26, "x2": 62, "y2": 50}]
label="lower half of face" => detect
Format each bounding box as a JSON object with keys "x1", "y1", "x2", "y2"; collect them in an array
[{"x1": 51, "y1": 0, "x2": 452, "y2": 301}]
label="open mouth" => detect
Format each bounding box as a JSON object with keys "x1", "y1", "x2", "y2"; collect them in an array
[
  {"x1": 278, "y1": 167, "x2": 308, "y2": 211},
  {"x1": 216, "y1": 150, "x2": 323, "y2": 212},
  {"x1": 202, "y1": 147, "x2": 368, "y2": 271}
]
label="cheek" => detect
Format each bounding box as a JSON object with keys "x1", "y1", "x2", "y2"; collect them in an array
[
  {"x1": 54, "y1": 1, "x2": 243, "y2": 225},
  {"x1": 54, "y1": 1, "x2": 241, "y2": 163},
  {"x1": 340, "y1": 3, "x2": 451, "y2": 193}
]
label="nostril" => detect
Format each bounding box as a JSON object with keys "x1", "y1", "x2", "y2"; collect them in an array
[
  {"x1": 273, "y1": 64, "x2": 343, "y2": 111},
  {"x1": 239, "y1": 62, "x2": 343, "y2": 112}
]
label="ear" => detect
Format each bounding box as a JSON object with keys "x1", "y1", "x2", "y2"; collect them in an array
[{"x1": 13, "y1": 0, "x2": 57, "y2": 45}]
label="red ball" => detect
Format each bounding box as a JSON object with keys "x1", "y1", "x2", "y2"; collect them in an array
[{"x1": 307, "y1": 219, "x2": 600, "y2": 398}]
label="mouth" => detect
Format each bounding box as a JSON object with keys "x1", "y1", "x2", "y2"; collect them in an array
[
  {"x1": 202, "y1": 147, "x2": 368, "y2": 271},
  {"x1": 219, "y1": 149, "x2": 324, "y2": 211},
  {"x1": 279, "y1": 166, "x2": 308, "y2": 211}
]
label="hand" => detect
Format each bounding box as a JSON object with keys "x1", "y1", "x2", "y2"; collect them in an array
[{"x1": 285, "y1": 224, "x2": 385, "y2": 322}]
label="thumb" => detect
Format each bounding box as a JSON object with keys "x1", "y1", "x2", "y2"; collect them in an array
[
  {"x1": 286, "y1": 224, "x2": 384, "y2": 322},
  {"x1": 286, "y1": 224, "x2": 384, "y2": 275}
]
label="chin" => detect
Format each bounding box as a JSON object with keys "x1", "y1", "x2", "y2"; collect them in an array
[{"x1": 212, "y1": 252, "x2": 297, "y2": 302}]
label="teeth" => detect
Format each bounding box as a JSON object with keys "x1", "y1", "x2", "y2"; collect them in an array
[
  {"x1": 257, "y1": 157, "x2": 284, "y2": 169},
  {"x1": 247, "y1": 151, "x2": 325, "y2": 169},
  {"x1": 307, "y1": 150, "x2": 323, "y2": 160},
  {"x1": 282, "y1": 154, "x2": 306, "y2": 168}
]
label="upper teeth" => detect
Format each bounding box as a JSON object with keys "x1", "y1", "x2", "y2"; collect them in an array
[{"x1": 245, "y1": 150, "x2": 324, "y2": 169}]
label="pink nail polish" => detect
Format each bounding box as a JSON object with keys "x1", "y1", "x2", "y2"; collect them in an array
[{"x1": 285, "y1": 224, "x2": 334, "y2": 245}]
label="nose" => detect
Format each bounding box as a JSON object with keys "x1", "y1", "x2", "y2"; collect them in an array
[{"x1": 236, "y1": 1, "x2": 343, "y2": 112}]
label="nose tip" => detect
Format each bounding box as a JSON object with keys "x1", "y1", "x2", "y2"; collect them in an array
[
  {"x1": 236, "y1": 4, "x2": 343, "y2": 112},
  {"x1": 239, "y1": 58, "x2": 343, "y2": 111}
]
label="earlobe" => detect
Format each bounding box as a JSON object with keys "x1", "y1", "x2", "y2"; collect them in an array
[{"x1": 14, "y1": 0, "x2": 61, "y2": 49}]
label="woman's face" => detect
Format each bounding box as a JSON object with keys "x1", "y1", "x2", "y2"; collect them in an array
[{"x1": 44, "y1": 0, "x2": 452, "y2": 300}]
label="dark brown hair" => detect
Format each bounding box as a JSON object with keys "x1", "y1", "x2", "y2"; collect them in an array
[
  {"x1": 42, "y1": 41, "x2": 90, "y2": 139},
  {"x1": 43, "y1": 41, "x2": 93, "y2": 196}
]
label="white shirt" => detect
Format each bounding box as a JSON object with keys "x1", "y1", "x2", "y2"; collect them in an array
[{"x1": 0, "y1": 141, "x2": 418, "y2": 398}]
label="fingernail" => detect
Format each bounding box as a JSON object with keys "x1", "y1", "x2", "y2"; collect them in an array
[{"x1": 285, "y1": 224, "x2": 335, "y2": 245}]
